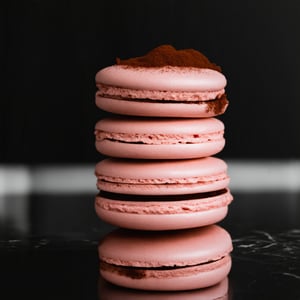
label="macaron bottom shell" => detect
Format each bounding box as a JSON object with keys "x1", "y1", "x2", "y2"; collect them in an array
[
  {"x1": 97, "y1": 206, "x2": 228, "y2": 230},
  {"x1": 96, "y1": 96, "x2": 228, "y2": 118},
  {"x1": 95, "y1": 138, "x2": 225, "y2": 159},
  {"x1": 100, "y1": 255, "x2": 231, "y2": 291}
]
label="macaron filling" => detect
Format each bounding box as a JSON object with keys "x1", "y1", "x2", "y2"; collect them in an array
[
  {"x1": 95, "y1": 130, "x2": 224, "y2": 145},
  {"x1": 100, "y1": 254, "x2": 231, "y2": 280}
]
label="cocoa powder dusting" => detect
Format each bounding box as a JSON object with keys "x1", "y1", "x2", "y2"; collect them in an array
[
  {"x1": 116, "y1": 45, "x2": 221, "y2": 71},
  {"x1": 207, "y1": 94, "x2": 229, "y2": 114}
]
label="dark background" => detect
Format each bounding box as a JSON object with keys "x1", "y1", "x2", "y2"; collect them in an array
[{"x1": 2, "y1": 0, "x2": 300, "y2": 164}]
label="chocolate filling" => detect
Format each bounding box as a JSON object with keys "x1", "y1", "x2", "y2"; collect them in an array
[
  {"x1": 100, "y1": 261, "x2": 146, "y2": 279},
  {"x1": 97, "y1": 138, "x2": 217, "y2": 145},
  {"x1": 98, "y1": 188, "x2": 227, "y2": 202},
  {"x1": 100, "y1": 256, "x2": 225, "y2": 279}
]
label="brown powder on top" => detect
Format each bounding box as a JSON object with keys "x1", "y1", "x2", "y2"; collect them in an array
[{"x1": 116, "y1": 45, "x2": 221, "y2": 71}]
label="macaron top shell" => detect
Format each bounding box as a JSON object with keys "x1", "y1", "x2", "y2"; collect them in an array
[
  {"x1": 99, "y1": 225, "x2": 232, "y2": 268},
  {"x1": 95, "y1": 117, "x2": 224, "y2": 135},
  {"x1": 95, "y1": 65, "x2": 226, "y2": 92},
  {"x1": 95, "y1": 157, "x2": 227, "y2": 181}
]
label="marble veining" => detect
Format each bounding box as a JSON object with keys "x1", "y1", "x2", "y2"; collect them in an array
[{"x1": 232, "y1": 229, "x2": 300, "y2": 280}]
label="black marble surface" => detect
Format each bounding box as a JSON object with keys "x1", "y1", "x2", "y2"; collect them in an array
[{"x1": 0, "y1": 191, "x2": 300, "y2": 299}]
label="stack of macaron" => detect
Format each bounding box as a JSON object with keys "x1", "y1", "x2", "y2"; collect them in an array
[{"x1": 94, "y1": 45, "x2": 233, "y2": 292}]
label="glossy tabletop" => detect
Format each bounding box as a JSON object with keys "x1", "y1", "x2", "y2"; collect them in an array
[{"x1": 0, "y1": 191, "x2": 299, "y2": 299}]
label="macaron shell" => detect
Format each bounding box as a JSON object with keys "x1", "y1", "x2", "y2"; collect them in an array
[
  {"x1": 96, "y1": 205, "x2": 228, "y2": 230},
  {"x1": 96, "y1": 95, "x2": 228, "y2": 117},
  {"x1": 95, "y1": 189, "x2": 233, "y2": 230},
  {"x1": 95, "y1": 117, "x2": 224, "y2": 134},
  {"x1": 95, "y1": 65, "x2": 226, "y2": 92},
  {"x1": 96, "y1": 157, "x2": 227, "y2": 181},
  {"x1": 96, "y1": 139, "x2": 225, "y2": 159}
]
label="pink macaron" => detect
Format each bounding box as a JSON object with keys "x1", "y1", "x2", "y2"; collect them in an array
[
  {"x1": 95, "y1": 157, "x2": 232, "y2": 230},
  {"x1": 95, "y1": 45, "x2": 228, "y2": 118},
  {"x1": 95, "y1": 116, "x2": 225, "y2": 159},
  {"x1": 95, "y1": 66, "x2": 228, "y2": 118},
  {"x1": 98, "y1": 225, "x2": 232, "y2": 291}
]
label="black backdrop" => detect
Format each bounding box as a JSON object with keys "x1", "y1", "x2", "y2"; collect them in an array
[{"x1": 2, "y1": 0, "x2": 300, "y2": 164}]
